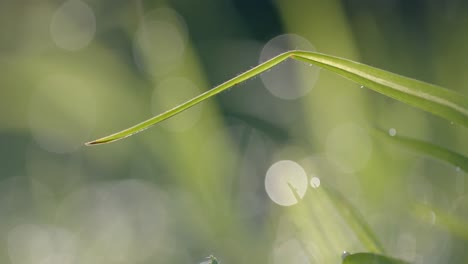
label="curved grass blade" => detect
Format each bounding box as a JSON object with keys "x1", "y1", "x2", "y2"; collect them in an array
[
  {"x1": 372, "y1": 129, "x2": 468, "y2": 173},
  {"x1": 86, "y1": 52, "x2": 294, "y2": 145},
  {"x1": 343, "y1": 253, "x2": 410, "y2": 264},
  {"x1": 86, "y1": 51, "x2": 468, "y2": 145},
  {"x1": 291, "y1": 52, "x2": 468, "y2": 127}
]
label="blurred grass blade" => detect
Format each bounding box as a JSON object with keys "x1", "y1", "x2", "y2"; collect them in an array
[
  {"x1": 323, "y1": 187, "x2": 385, "y2": 254},
  {"x1": 226, "y1": 112, "x2": 290, "y2": 142},
  {"x1": 414, "y1": 203, "x2": 468, "y2": 240},
  {"x1": 372, "y1": 129, "x2": 468, "y2": 173},
  {"x1": 343, "y1": 253, "x2": 410, "y2": 264},
  {"x1": 86, "y1": 51, "x2": 468, "y2": 145}
]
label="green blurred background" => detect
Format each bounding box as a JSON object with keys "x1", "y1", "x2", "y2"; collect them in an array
[{"x1": 0, "y1": 0, "x2": 467, "y2": 263}]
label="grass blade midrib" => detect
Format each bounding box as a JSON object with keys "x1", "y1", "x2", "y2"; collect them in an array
[
  {"x1": 292, "y1": 52, "x2": 468, "y2": 126},
  {"x1": 86, "y1": 50, "x2": 468, "y2": 145}
]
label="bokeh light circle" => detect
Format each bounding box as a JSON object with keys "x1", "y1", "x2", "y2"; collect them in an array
[
  {"x1": 50, "y1": 0, "x2": 96, "y2": 51},
  {"x1": 259, "y1": 34, "x2": 319, "y2": 100},
  {"x1": 7, "y1": 224, "x2": 77, "y2": 264},
  {"x1": 133, "y1": 8, "x2": 188, "y2": 76},
  {"x1": 56, "y1": 180, "x2": 170, "y2": 262},
  {"x1": 310, "y1": 176, "x2": 321, "y2": 188},
  {"x1": 265, "y1": 160, "x2": 308, "y2": 206}
]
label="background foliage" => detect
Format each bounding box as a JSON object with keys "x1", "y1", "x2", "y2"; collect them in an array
[{"x1": 0, "y1": 0, "x2": 467, "y2": 263}]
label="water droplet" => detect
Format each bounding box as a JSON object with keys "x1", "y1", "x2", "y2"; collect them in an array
[
  {"x1": 360, "y1": 85, "x2": 364, "y2": 89},
  {"x1": 341, "y1": 251, "x2": 351, "y2": 260},
  {"x1": 310, "y1": 177, "x2": 320, "y2": 188},
  {"x1": 388, "y1": 128, "x2": 397, "y2": 137}
]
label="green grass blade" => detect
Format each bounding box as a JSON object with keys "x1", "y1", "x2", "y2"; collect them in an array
[
  {"x1": 372, "y1": 129, "x2": 468, "y2": 173},
  {"x1": 86, "y1": 50, "x2": 468, "y2": 145},
  {"x1": 85, "y1": 51, "x2": 294, "y2": 145},
  {"x1": 343, "y1": 253, "x2": 410, "y2": 264},
  {"x1": 292, "y1": 52, "x2": 468, "y2": 127}
]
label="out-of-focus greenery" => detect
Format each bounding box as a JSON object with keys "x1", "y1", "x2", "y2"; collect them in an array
[
  {"x1": 343, "y1": 252, "x2": 409, "y2": 264},
  {"x1": 0, "y1": 0, "x2": 467, "y2": 264}
]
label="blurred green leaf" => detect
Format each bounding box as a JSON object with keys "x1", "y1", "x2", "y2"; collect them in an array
[
  {"x1": 372, "y1": 129, "x2": 468, "y2": 173},
  {"x1": 324, "y1": 187, "x2": 385, "y2": 254},
  {"x1": 226, "y1": 112, "x2": 290, "y2": 143},
  {"x1": 86, "y1": 51, "x2": 468, "y2": 145},
  {"x1": 414, "y1": 203, "x2": 468, "y2": 240},
  {"x1": 342, "y1": 252, "x2": 410, "y2": 264}
]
